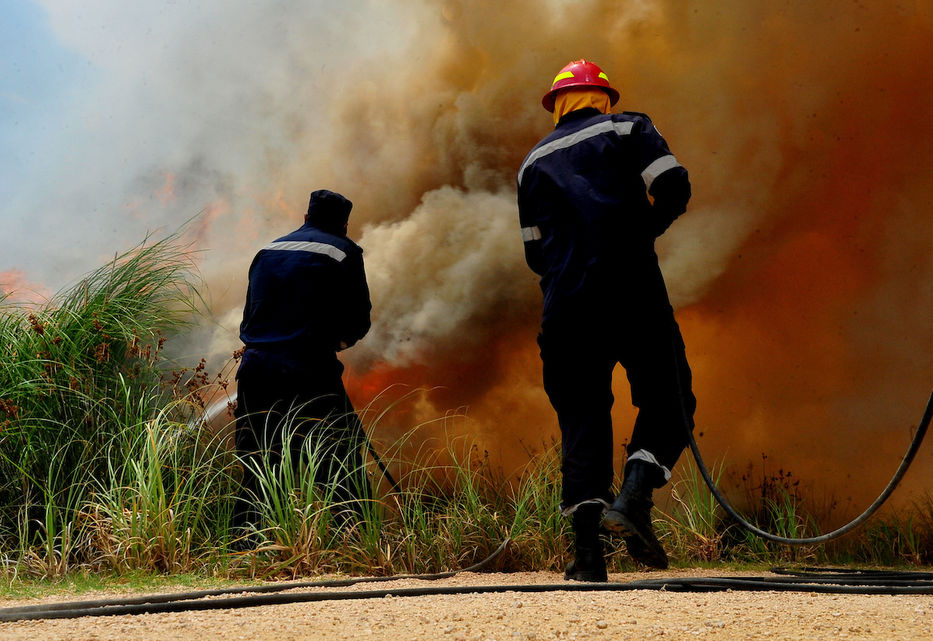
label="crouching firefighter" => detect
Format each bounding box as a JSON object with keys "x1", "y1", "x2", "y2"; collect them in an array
[
  {"x1": 516, "y1": 60, "x2": 697, "y2": 580},
  {"x1": 233, "y1": 189, "x2": 373, "y2": 539}
]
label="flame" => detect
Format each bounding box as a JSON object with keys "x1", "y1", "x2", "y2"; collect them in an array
[
  {"x1": 183, "y1": 199, "x2": 230, "y2": 249},
  {"x1": 0, "y1": 270, "x2": 51, "y2": 305},
  {"x1": 156, "y1": 172, "x2": 177, "y2": 204}
]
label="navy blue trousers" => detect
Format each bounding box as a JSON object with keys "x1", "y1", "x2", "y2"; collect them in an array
[
  {"x1": 232, "y1": 350, "x2": 370, "y2": 530},
  {"x1": 538, "y1": 304, "x2": 696, "y2": 510}
]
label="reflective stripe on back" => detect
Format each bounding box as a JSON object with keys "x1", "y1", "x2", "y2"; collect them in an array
[
  {"x1": 518, "y1": 119, "x2": 634, "y2": 186},
  {"x1": 261, "y1": 240, "x2": 347, "y2": 262}
]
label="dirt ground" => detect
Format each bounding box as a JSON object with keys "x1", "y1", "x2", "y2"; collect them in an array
[{"x1": 2, "y1": 569, "x2": 931, "y2": 641}]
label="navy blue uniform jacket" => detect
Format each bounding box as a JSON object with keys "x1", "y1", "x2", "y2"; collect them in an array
[
  {"x1": 238, "y1": 223, "x2": 371, "y2": 375},
  {"x1": 517, "y1": 108, "x2": 691, "y2": 329}
]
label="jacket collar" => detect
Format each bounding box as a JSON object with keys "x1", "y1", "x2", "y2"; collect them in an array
[{"x1": 556, "y1": 107, "x2": 603, "y2": 127}]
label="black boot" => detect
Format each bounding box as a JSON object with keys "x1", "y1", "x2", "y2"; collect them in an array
[
  {"x1": 564, "y1": 503, "x2": 608, "y2": 582},
  {"x1": 602, "y1": 460, "x2": 668, "y2": 569}
]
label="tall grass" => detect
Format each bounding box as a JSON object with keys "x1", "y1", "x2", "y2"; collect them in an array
[
  {"x1": 0, "y1": 232, "x2": 203, "y2": 572},
  {"x1": 236, "y1": 408, "x2": 357, "y2": 578},
  {"x1": 657, "y1": 458, "x2": 728, "y2": 562},
  {"x1": 506, "y1": 442, "x2": 567, "y2": 571},
  {"x1": 728, "y1": 459, "x2": 820, "y2": 563},
  {"x1": 2, "y1": 231, "x2": 932, "y2": 584},
  {"x1": 81, "y1": 401, "x2": 238, "y2": 573},
  {"x1": 235, "y1": 404, "x2": 515, "y2": 579}
]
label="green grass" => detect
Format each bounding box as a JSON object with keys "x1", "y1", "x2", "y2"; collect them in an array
[
  {"x1": 82, "y1": 401, "x2": 238, "y2": 574},
  {"x1": 2, "y1": 229, "x2": 931, "y2": 588},
  {"x1": 657, "y1": 457, "x2": 728, "y2": 562},
  {"x1": 0, "y1": 231, "x2": 207, "y2": 575},
  {"x1": 0, "y1": 570, "x2": 250, "y2": 602}
]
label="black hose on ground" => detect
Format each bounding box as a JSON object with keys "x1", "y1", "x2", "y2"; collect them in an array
[
  {"x1": 0, "y1": 538, "x2": 511, "y2": 621},
  {"x1": 3, "y1": 568, "x2": 932, "y2": 622},
  {"x1": 772, "y1": 565, "x2": 933, "y2": 581}
]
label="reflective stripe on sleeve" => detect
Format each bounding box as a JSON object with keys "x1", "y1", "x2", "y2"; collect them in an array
[
  {"x1": 521, "y1": 226, "x2": 542, "y2": 242},
  {"x1": 261, "y1": 240, "x2": 347, "y2": 262},
  {"x1": 518, "y1": 120, "x2": 634, "y2": 186},
  {"x1": 641, "y1": 154, "x2": 681, "y2": 191}
]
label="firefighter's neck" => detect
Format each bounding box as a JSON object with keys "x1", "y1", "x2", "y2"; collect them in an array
[{"x1": 556, "y1": 107, "x2": 604, "y2": 127}]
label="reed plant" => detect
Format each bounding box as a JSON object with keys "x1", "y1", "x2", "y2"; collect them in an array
[
  {"x1": 224, "y1": 398, "x2": 514, "y2": 579},
  {"x1": 81, "y1": 401, "x2": 238, "y2": 573},
  {"x1": 657, "y1": 457, "x2": 727, "y2": 562},
  {"x1": 235, "y1": 407, "x2": 356, "y2": 577},
  {"x1": 3, "y1": 231, "x2": 932, "y2": 583},
  {"x1": 916, "y1": 493, "x2": 933, "y2": 565},
  {"x1": 350, "y1": 394, "x2": 514, "y2": 575},
  {"x1": 705, "y1": 457, "x2": 819, "y2": 564},
  {"x1": 0, "y1": 231, "x2": 203, "y2": 573},
  {"x1": 506, "y1": 442, "x2": 568, "y2": 572},
  {"x1": 830, "y1": 497, "x2": 933, "y2": 567}
]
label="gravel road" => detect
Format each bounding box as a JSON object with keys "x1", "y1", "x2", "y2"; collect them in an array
[{"x1": 2, "y1": 569, "x2": 931, "y2": 640}]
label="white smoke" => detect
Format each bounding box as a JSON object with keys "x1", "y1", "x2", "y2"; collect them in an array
[
  {"x1": 658, "y1": 207, "x2": 753, "y2": 308},
  {"x1": 9, "y1": 1, "x2": 414, "y2": 297},
  {"x1": 354, "y1": 185, "x2": 537, "y2": 366},
  {"x1": 10, "y1": 0, "x2": 752, "y2": 372}
]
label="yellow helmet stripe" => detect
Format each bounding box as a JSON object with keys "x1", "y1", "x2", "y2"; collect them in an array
[
  {"x1": 552, "y1": 71, "x2": 575, "y2": 84},
  {"x1": 598, "y1": 72, "x2": 609, "y2": 81}
]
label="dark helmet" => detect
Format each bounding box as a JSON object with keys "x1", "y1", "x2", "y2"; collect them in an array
[{"x1": 306, "y1": 189, "x2": 353, "y2": 235}]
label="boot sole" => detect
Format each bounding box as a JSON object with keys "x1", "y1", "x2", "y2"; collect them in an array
[
  {"x1": 564, "y1": 564, "x2": 608, "y2": 582},
  {"x1": 602, "y1": 509, "x2": 669, "y2": 569},
  {"x1": 601, "y1": 509, "x2": 637, "y2": 537},
  {"x1": 564, "y1": 571, "x2": 608, "y2": 582}
]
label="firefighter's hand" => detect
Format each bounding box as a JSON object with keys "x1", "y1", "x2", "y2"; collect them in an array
[{"x1": 647, "y1": 205, "x2": 678, "y2": 238}]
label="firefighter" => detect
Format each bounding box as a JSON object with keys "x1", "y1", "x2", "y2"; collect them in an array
[
  {"x1": 233, "y1": 189, "x2": 373, "y2": 541},
  {"x1": 517, "y1": 60, "x2": 697, "y2": 580}
]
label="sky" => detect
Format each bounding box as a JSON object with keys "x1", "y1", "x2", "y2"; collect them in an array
[
  {"x1": 1, "y1": 0, "x2": 932, "y2": 512},
  {"x1": 1, "y1": 0, "x2": 412, "y2": 301},
  {"x1": 1, "y1": 0, "x2": 94, "y2": 279}
]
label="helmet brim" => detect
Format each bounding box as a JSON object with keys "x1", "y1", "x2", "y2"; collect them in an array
[{"x1": 541, "y1": 84, "x2": 620, "y2": 112}]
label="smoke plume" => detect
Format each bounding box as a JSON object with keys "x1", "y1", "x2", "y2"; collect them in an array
[{"x1": 10, "y1": 0, "x2": 933, "y2": 510}]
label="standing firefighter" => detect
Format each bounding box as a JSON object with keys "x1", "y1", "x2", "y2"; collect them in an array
[
  {"x1": 517, "y1": 60, "x2": 697, "y2": 580},
  {"x1": 233, "y1": 189, "x2": 373, "y2": 539}
]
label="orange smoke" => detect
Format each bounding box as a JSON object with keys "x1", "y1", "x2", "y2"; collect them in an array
[
  {"x1": 294, "y1": 0, "x2": 932, "y2": 512},
  {"x1": 165, "y1": 1, "x2": 933, "y2": 513}
]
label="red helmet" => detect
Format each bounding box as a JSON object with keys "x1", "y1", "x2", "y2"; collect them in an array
[{"x1": 541, "y1": 59, "x2": 620, "y2": 112}]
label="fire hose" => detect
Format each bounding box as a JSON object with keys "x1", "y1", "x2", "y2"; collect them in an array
[
  {"x1": 675, "y1": 362, "x2": 932, "y2": 546},
  {"x1": 2, "y1": 391, "x2": 930, "y2": 621},
  {"x1": 2, "y1": 566, "x2": 932, "y2": 621},
  {"x1": 681, "y1": 389, "x2": 932, "y2": 544}
]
